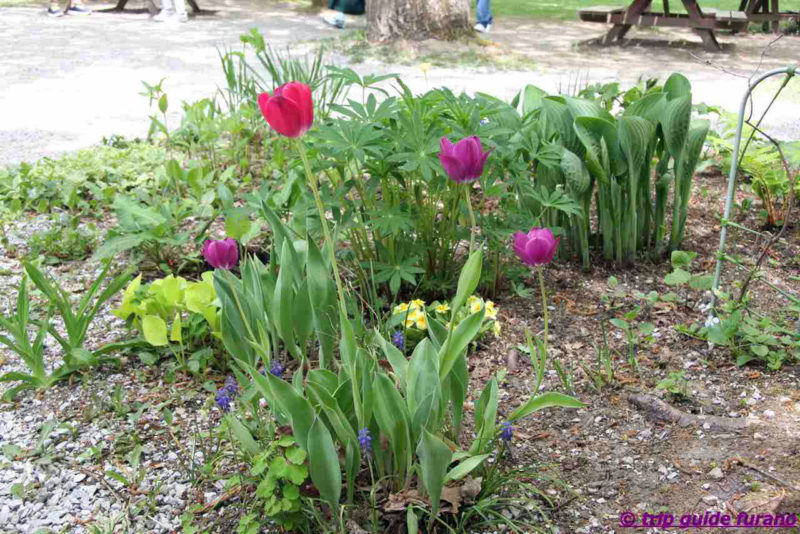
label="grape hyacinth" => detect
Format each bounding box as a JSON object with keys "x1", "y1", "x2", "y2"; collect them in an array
[
  {"x1": 391, "y1": 330, "x2": 405, "y2": 351},
  {"x1": 500, "y1": 421, "x2": 513, "y2": 443},
  {"x1": 358, "y1": 428, "x2": 372, "y2": 458},
  {"x1": 270, "y1": 360, "x2": 285, "y2": 379},
  {"x1": 215, "y1": 388, "x2": 232, "y2": 413},
  {"x1": 224, "y1": 375, "x2": 238, "y2": 396}
]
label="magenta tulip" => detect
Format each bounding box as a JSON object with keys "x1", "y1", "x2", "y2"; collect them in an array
[
  {"x1": 438, "y1": 136, "x2": 491, "y2": 183},
  {"x1": 203, "y1": 238, "x2": 239, "y2": 270},
  {"x1": 257, "y1": 82, "x2": 314, "y2": 138},
  {"x1": 513, "y1": 228, "x2": 560, "y2": 267}
]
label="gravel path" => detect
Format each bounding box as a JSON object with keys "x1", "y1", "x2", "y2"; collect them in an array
[{"x1": 1, "y1": 2, "x2": 798, "y2": 167}]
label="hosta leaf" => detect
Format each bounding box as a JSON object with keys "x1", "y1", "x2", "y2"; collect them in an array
[
  {"x1": 142, "y1": 315, "x2": 168, "y2": 346},
  {"x1": 560, "y1": 149, "x2": 591, "y2": 194},
  {"x1": 660, "y1": 96, "x2": 691, "y2": 159}
]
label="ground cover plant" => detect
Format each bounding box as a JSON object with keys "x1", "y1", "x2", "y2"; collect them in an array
[{"x1": 0, "y1": 34, "x2": 798, "y2": 534}]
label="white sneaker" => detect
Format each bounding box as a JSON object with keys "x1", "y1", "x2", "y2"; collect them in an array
[
  {"x1": 474, "y1": 23, "x2": 491, "y2": 33},
  {"x1": 167, "y1": 11, "x2": 188, "y2": 22},
  {"x1": 323, "y1": 13, "x2": 345, "y2": 29},
  {"x1": 153, "y1": 9, "x2": 173, "y2": 21}
]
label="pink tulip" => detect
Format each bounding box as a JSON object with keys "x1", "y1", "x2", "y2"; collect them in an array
[
  {"x1": 438, "y1": 136, "x2": 491, "y2": 183},
  {"x1": 513, "y1": 228, "x2": 560, "y2": 266},
  {"x1": 203, "y1": 238, "x2": 239, "y2": 270},
  {"x1": 257, "y1": 82, "x2": 314, "y2": 138}
]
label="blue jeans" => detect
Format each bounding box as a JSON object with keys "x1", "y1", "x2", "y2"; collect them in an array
[{"x1": 476, "y1": 0, "x2": 492, "y2": 26}]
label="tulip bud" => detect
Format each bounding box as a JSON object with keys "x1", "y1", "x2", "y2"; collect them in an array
[
  {"x1": 203, "y1": 238, "x2": 239, "y2": 270},
  {"x1": 438, "y1": 136, "x2": 491, "y2": 183},
  {"x1": 257, "y1": 82, "x2": 314, "y2": 138},
  {"x1": 513, "y1": 228, "x2": 560, "y2": 266}
]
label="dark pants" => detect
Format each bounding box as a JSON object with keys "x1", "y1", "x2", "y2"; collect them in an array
[{"x1": 328, "y1": 0, "x2": 364, "y2": 15}]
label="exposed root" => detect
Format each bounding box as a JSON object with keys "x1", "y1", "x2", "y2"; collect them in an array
[{"x1": 625, "y1": 393, "x2": 748, "y2": 432}]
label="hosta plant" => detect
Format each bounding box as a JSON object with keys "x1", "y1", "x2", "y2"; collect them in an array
[{"x1": 113, "y1": 272, "x2": 220, "y2": 371}]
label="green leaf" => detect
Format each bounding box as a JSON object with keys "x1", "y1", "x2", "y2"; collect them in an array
[
  {"x1": 444, "y1": 454, "x2": 490, "y2": 483},
  {"x1": 169, "y1": 312, "x2": 182, "y2": 343},
  {"x1": 229, "y1": 417, "x2": 259, "y2": 457},
  {"x1": 750, "y1": 344, "x2": 769, "y2": 357},
  {"x1": 307, "y1": 417, "x2": 341, "y2": 510},
  {"x1": 286, "y1": 463, "x2": 307, "y2": 485},
  {"x1": 689, "y1": 274, "x2": 713, "y2": 290},
  {"x1": 609, "y1": 318, "x2": 629, "y2": 331},
  {"x1": 508, "y1": 392, "x2": 586, "y2": 422},
  {"x1": 439, "y1": 308, "x2": 485, "y2": 381},
  {"x1": 661, "y1": 96, "x2": 692, "y2": 159},
  {"x1": 450, "y1": 250, "x2": 482, "y2": 319},
  {"x1": 224, "y1": 208, "x2": 252, "y2": 241},
  {"x1": 285, "y1": 447, "x2": 307, "y2": 465},
  {"x1": 664, "y1": 268, "x2": 691, "y2": 286},
  {"x1": 416, "y1": 429, "x2": 452, "y2": 519},
  {"x1": 670, "y1": 250, "x2": 696, "y2": 269},
  {"x1": 142, "y1": 315, "x2": 168, "y2": 346}
]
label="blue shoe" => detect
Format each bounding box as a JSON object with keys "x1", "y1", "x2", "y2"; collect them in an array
[
  {"x1": 67, "y1": 4, "x2": 92, "y2": 15},
  {"x1": 47, "y1": 7, "x2": 64, "y2": 16}
]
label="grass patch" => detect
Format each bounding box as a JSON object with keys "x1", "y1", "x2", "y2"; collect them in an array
[{"x1": 326, "y1": 30, "x2": 538, "y2": 71}]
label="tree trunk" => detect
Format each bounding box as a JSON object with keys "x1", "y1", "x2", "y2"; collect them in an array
[{"x1": 366, "y1": 0, "x2": 471, "y2": 42}]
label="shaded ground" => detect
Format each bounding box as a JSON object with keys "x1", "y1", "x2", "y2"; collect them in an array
[{"x1": 1, "y1": 1, "x2": 798, "y2": 166}]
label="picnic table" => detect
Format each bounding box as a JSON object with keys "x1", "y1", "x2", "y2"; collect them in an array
[
  {"x1": 579, "y1": 0, "x2": 752, "y2": 51},
  {"x1": 104, "y1": 0, "x2": 203, "y2": 14}
]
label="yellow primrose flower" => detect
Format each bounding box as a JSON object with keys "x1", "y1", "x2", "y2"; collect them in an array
[
  {"x1": 405, "y1": 309, "x2": 423, "y2": 328},
  {"x1": 415, "y1": 313, "x2": 428, "y2": 330},
  {"x1": 420, "y1": 62, "x2": 432, "y2": 74},
  {"x1": 435, "y1": 303, "x2": 450, "y2": 314},
  {"x1": 470, "y1": 300, "x2": 484, "y2": 314},
  {"x1": 394, "y1": 302, "x2": 409, "y2": 314},
  {"x1": 485, "y1": 301, "x2": 498, "y2": 319},
  {"x1": 468, "y1": 295, "x2": 480, "y2": 304},
  {"x1": 492, "y1": 321, "x2": 501, "y2": 336},
  {"x1": 410, "y1": 299, "x2": 425, "y2": 310}
]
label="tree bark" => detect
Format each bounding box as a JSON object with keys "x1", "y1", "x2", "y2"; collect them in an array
[{"x1": 366, "y1": 0, "x2": 471, "y2": 42}]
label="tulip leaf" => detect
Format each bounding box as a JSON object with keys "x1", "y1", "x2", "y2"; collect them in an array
[
  {"x1": 228, "y1": 416, "x2": 259, "y2": 457},
  {"x1": 450, "y1": 249, "x2": 482, "y2": 320},
  {"x1": 416, "y1": 429, "x2": 452, "y2": 520},
  {"x1": 508, "y1": 392, "x2": 586, "y2": 422},
  {"x1": 307, "y1": 416, "x2": 342, "y2": 510},
  {"x1": 439, "y1": 307, "x2": 485, "y2": 381},
  {"x1": 444, "y1": 453, "x2": 490, "y2": 483}
]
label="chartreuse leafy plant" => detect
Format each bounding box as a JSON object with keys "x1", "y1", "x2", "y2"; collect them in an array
[
  {"x1": 0, "y1": 262, "x2": 137, "y2": 400},
  {"x1": 112, "y1": 272, "x2": 220, "y2": 371}
]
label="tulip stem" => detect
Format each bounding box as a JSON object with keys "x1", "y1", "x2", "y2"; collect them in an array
[
  {"x1": 464, "y1": 184, "x2": 476, "y2": 255},
  {"x1": 538, "y1": 267, "x2": 549, "y2": 356},
  {"x1": 296, "y1": 140, "x2": 348, "y2": 315}
]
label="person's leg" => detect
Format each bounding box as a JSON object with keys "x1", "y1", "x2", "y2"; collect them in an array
[
  {"x1": 154, "y1": 0, "x2": 175, "y2": 20},
  {"x1": 173, "y1": 0, "x2": 188, "y2": 21},
  {"x1": 476, "y1": 0, "x2": 493, "y2": 27}
]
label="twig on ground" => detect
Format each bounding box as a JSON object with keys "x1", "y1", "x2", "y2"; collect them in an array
[{"x1": 625, "y1": 392, "x2": 747, "y2": 432}]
